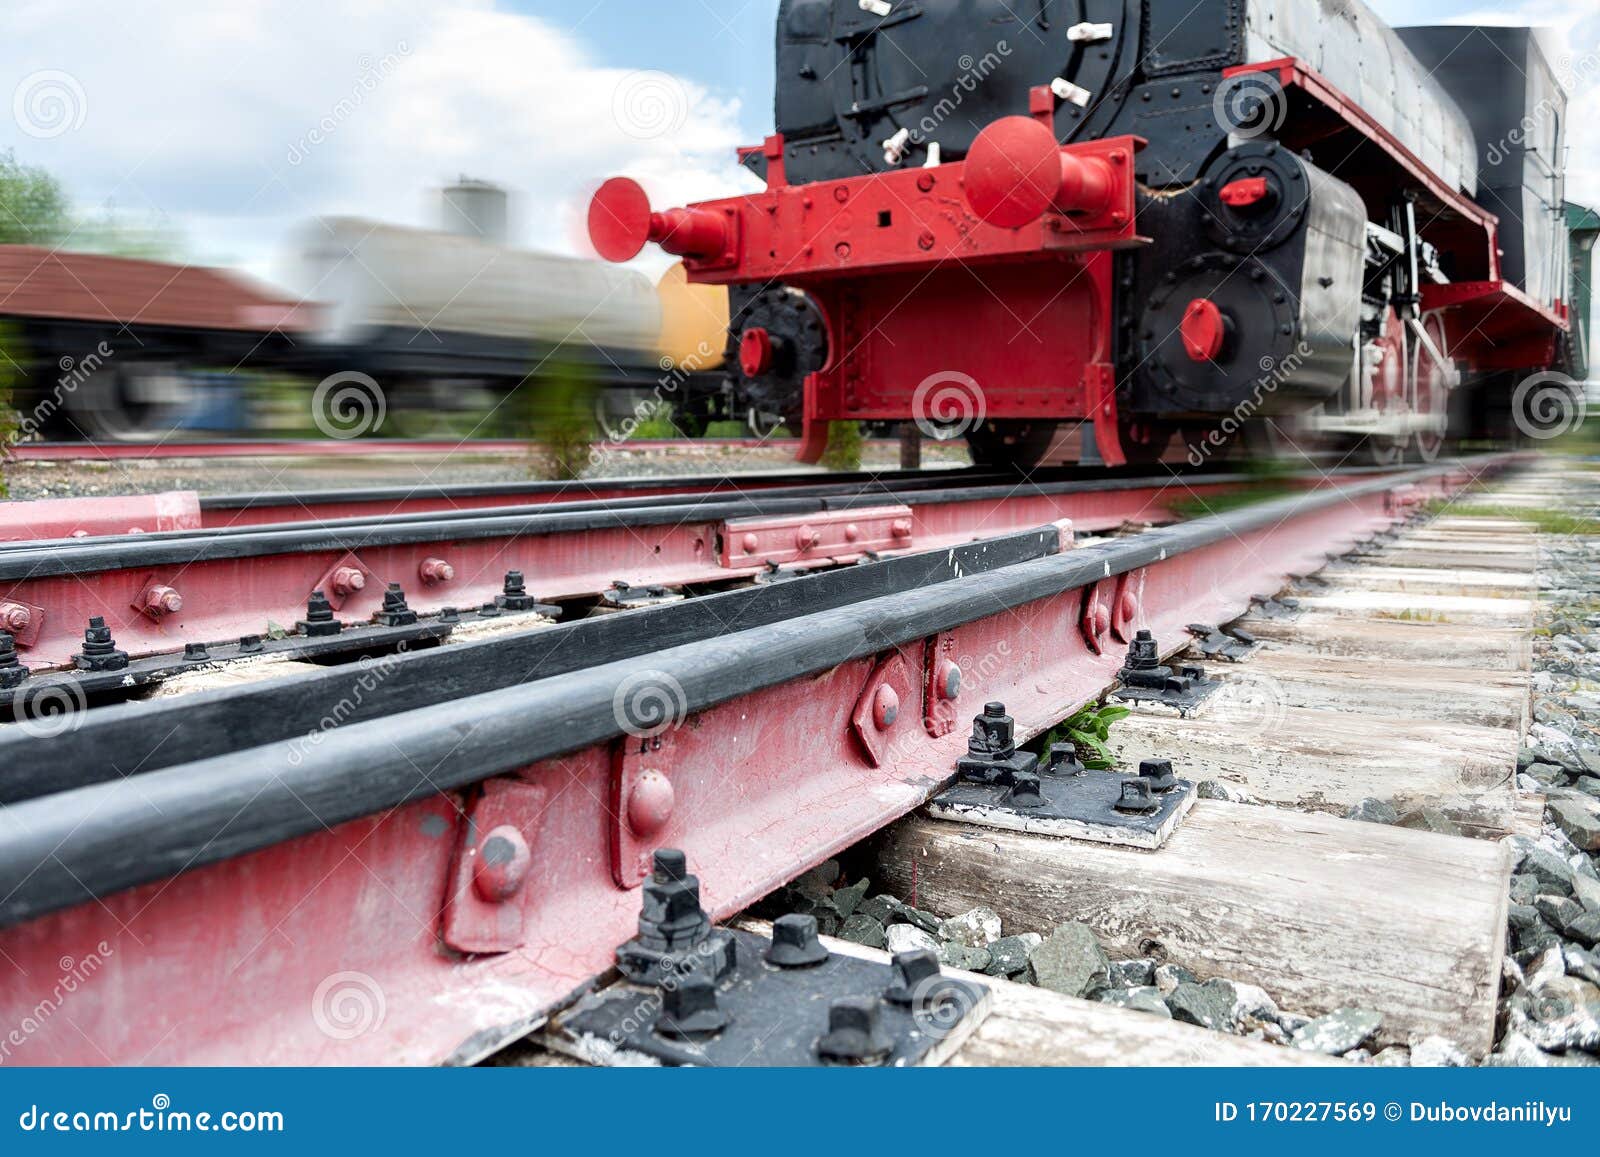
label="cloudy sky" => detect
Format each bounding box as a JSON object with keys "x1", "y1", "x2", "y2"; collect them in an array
[{"x1": 1, "y1": 0, "x2": 1595, "y2": 324}]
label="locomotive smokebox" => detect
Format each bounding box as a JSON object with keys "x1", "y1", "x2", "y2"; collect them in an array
[{"x1": 1129, "y1": 142, "x2": 1365, "y2": 419}]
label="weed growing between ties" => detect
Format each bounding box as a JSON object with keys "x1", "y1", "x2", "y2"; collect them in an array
[
  {"x1": 1040, "y1": 702, "x2": 1132, "y2": 769},
  {"x1": 525, "y1": 360, "x2": 599, "y2": 481},
  {"x1": 820, "y1": 420, "x2": 863, "y2": 471}
]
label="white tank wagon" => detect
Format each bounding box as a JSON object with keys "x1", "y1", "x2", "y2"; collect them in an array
[{"x1": 295, "y1": 217, "x2": 662, "y2": 356}]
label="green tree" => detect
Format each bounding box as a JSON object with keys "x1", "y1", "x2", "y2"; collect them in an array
[{"x1": 0, "y1": 150, "x2": 70, "y2": 247}]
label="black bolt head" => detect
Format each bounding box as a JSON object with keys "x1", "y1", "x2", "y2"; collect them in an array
[
  {"x1": 816, "y1": 996, "x2": 892, "y2": 1065},
  {"x1": 766, "y1": 913, "x2": 829, "y2": 968},
  {"x1": 652, "y1": 848, "x2": 688, "y2": 881},
  {"x1": 1045, "y1": 742, "x2": 1086, "y2": 776},
  {"x1": 1007, "y1": 769, "x2": 1045, "y2": 809},
  {"x1": 73, "y1": 617, "x2": 128, "y2": 672},
  {"x1": 1115, "y1": 779, "x2": 1159, "y2": 814},
  {"x1": 298, "y1": 590, "x2": 343, "y2": 637},
  {"x1": 983, "y1": 701, "x2": 1006, "y2": 718},
  {"x1": 1139, "y1": 759, "x2": 1178, "y2": 792},
  {"x1": 654, "y1": 975, "x2": 729, "y2": 1039},
  {"x1": 182, "y1": 642, "x2": 212, "y2": 662},
  {"x1": 0, "y1": 632, "x2": 25, "y2": 690},
  {"x1": 884, "y1": 947, "x2": 942, "y2": 1006}
]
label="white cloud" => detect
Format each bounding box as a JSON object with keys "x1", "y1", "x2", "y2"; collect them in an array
[{"x1": 0, "y1": 0, "x2": 755, "y2": 285}]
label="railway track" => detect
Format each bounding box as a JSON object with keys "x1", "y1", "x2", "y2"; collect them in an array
[
  {"x1": 0, "y1": 463, "x2": 1402, "y2": 670},
  {"x1": 4, "y1": 450, "x2": 1594, "y2": 1069},
  {"x1": 7, "y1": 437, "x2": 904, "y2": 463}
]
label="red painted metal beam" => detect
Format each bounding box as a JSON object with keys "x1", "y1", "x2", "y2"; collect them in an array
[
  {"x1": 0, "y1": 459, "x2": 1509, "y2": 1064},
  {"x1": 0, "y1": 474, "x2": 1394, "y2": 668}
]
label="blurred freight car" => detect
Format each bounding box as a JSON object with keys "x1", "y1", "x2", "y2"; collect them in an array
[
  {"x1": 0, "y1": 246, "x2": 311, "y2": 440},
  {"x1": 0, "y1": 181, "x2": 741, "y2": 441}
]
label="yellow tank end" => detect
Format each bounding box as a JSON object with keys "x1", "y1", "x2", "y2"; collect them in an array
[{"x1": 655, "y1": 262, "x2": 728, "y2": 371}]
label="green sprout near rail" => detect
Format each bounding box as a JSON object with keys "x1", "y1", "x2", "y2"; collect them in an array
[{"x1": 1040, "y1": 702, "x2": 1132, "y2": 770}]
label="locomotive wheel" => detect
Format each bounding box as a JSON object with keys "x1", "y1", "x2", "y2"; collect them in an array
[
  {"x1": 964, "y1": 421, "x2": 1059, "y2": 472},
  {"x1": 1411, "y1": 315, "x2": 1455, "y2": 462}
]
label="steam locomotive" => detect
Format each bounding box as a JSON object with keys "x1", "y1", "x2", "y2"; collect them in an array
[{"x1": 588, "y1": 0, "x2": 1588, "y2": 468}]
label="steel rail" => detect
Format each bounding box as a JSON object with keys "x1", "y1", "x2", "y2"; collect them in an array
[
  {"x1": 0, "y1": 456, "x2": 1509, "y2": 1064},
  {"x1": 0, "y1": 468, "x2": 1321, "y2": 668},
  {"x1": 0, "y1": 526, "x2": 1067, "y2": 802},
  {"x1": 0, "y1": 457, "x2": 1494, "y2": 928}
]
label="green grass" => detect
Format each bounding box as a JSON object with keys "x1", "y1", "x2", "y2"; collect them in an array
[
  {"x1": 1424, "y1": 499, "x2": 1600, "y2": 536},
  {"x1": 702, "y1": 420, "x2": 748, "y2": 439},
  {"x1": 1168, "y1": 482, "x2": 1301, "y2": 520},
  {"x1": 1038, "y1": 703, "x2": 1132, "y2": 770},
  {"x1": 819, "y1": 420, "x2": 863, "y2": 472}
]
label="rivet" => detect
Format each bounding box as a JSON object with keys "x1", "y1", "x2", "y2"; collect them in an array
[
  {"x1": 873, "y1": 684, "x2": 900, "y2": 730},
  {"x1": 472, "y1": 825, "x2": 532, "y2": 902},
  {"x1": 626, "y1": 769, "x2": 675, "y2": 837}
]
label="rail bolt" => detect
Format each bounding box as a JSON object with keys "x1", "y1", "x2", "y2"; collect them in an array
[
  {"x1": 331, "y1": 567, "x2": 366, "y2": 598},
  {"x1": 141, "y1": 585, "x2": 183, "y2": 617},
  {"x1": 796, "y1": 524, "x2": 821, "y2": 550},
  {"x1": 626, "y1": 769, "x2": 675, "y2": 837},
  {"x1": 741, "y1": 532, "x2": 761, "y2": 554},
  {"x1": 890, "y1": 519, "x2": 913, "y2": 539},
  {"x1": 0, "y1": 602, "x2": 32, "y2": 635},
  {"x1": 934, "y1": 659, "x2": 962, "y2": 701},
  {"x1": 472, "y1": 825, "x2": 532, "y2": 903},
  {"x1": 873, "y1": 684, "x2": 900, "y2": 730},
  {"x1": 419, "y1": 557, "x2": 456, "y2": 585}
]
